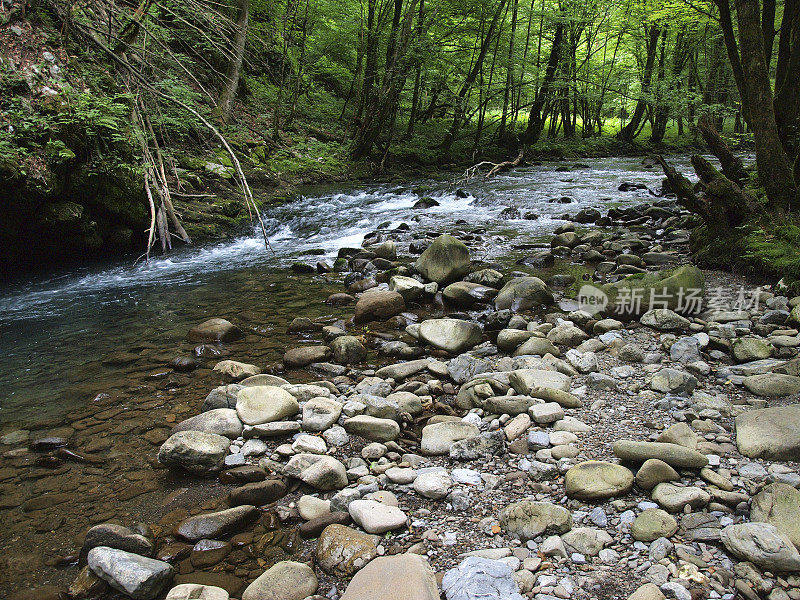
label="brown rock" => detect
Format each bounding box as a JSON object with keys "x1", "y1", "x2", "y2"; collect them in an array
[
  {"x1": 353, "y1": 291, "x2": 405, "y2": 324},
  {"x1": 187, "y1": 318, "x2": 242, "y2": 343}
]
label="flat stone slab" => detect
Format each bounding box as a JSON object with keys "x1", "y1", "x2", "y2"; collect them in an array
[{"x1": 612, "y1": 440, "x2": 708, "y2": 469}]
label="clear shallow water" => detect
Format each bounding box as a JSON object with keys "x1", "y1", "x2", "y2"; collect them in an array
[{"x1": 0, "y1": 156, "x2": 695, "y2": 427}]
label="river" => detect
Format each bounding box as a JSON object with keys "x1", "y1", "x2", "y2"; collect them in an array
[{"x1": 0, "y1": 155, "x2": 695, "y2": 595}]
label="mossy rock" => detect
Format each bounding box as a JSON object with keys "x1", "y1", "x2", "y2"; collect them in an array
[{"x1": 602, "y1": 265, "x2": 705, "y2": 318}]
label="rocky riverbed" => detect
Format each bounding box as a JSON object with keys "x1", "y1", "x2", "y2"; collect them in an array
[{"x1": 4, "y1": 170, "x2": 800, "y2": 600}]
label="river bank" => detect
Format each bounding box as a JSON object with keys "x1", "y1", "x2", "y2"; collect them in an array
[{"x1": 4, "y1": 155, "x2": 799, "y2": 600}]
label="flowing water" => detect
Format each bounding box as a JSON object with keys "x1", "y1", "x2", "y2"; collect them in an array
[{"x1": 0, "y1": 155, "x2": 698, "y2": 594}]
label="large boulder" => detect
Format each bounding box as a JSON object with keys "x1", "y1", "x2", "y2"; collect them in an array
[
  {"x1": 564, "y1": 461, "x2": 634, "y2": 500},
  {"x1": 650, "y1": 368, "x2": 697, "y2": 394},
  {"x1": 640, "y1": 309, "x2": 690, "y2": 331},
  {"x1": 343, "y1": 416, "x2": 400, "y2": 442},
  {"x1": 499, "y1": 500, "x2": 572, "y2": 541},
  {"x1": 241, "y1": 561, "x2": 318, "y2": 600},
  {"x1": 235, "y1": 386, "x2": 299, "y2": 426},
  {"x1": 212, "y1": 360, "x2": 261, "y2": 382},
  {"x1": 348, "y1": 499, "x2": 408, "y2": 534},
  {"x1": 720, "y1": 523, "x2": 800, "y2": 571},
  {"x1": 418, "y1": 319, "x2": 482, "y2": 354},
  {"x1": 742, "y1": 374, "x2": 800, "y2": 397},
  {"x1": 316, "y1": 524, "x2": 378, "y2": 576},
  {"x1": 494, "y1": 277, "x2": 554, "y2": 311},
  {"x1": 420, "y1": 421, "x2": 479, "y2": 455},
  {"x1": 342, "y1": 554, "x2": 439, "y2": 600},
  {"x1": 354, "y1": 290, "x2": 405, "y2": 323},
  {"x1": 733, "y1": 338, "x2": 773, "y2": 363},
  {"x1": 631, "y1": 509, "x2": 678, "y2": 542},
  {"x1": 187, "y1": 318, "x2": 242, "y2": 343},
  {"x1": 508, "y1": 369, "x2": 572, "y2": 395},
  {"x1": 651, "y1": 483, "x2": 710, "y2": 512},
  {"x1": 561, "y1": 527, "x2": 613, "y2": 556},
  {"x1": 413, "y1": 234, "x2": 471, "y2": 284},
  {"x1": 751, "y1": 483, "x2": 800, "y2": 549},
  {"x1": 735, "y1": 405, "x2": 800, "y2": 460},
  {"x1": 513, "y1": 337, "x2": 560, "y2": 357},
  {"x1": 330, "y1": 336, "x2": 367, "y2": 364},
  {"x1": 171, "y1": 409, "x2": 243, "y2": 439},
  {"x1": 87, "y1": 547, "x2": 173, "y2": 600},
  {"x1": 603, "y1": 265, "x2": 705, "y2": 318},
  {"x1": 302, "y1": 397, "x2": 343, "y2": 431},
  {"x1": 285, "y1": 454, "x2": 348, "y2": 490},
  {"x1": 158, "y1": 431, "x2": 230, "y2": 475}
]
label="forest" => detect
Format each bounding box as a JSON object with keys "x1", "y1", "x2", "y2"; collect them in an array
[{"x1": 0, "y1": 0, "x2": 798, "y2": 276}]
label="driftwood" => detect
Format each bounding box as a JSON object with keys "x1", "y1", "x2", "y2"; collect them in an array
[{"x1": 458, "y1": 148, "x2": 525, "y2": 184}]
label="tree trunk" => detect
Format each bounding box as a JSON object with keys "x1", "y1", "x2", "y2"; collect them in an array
[
  {"x1": 351, "y1": 0, "x2": 420, "y2": 158},
  {"x1": 406, "y1": 0, "x2": 426, "y2": 136},
  {"x1": 499, "y1": 0, "x2": 518, "y2": 141},
  {"x1": 218, "y1": 0, "x2": 249, "y2": 123},
  {"x1": 733, "y1": 0, "x2": 798, "y2": 211},
  {"x1": 697, "y1": 114, "x2": 748, "y2": 184},
  {"x1": 773, "y1": 0, "x2": 800, "y2": 158},
  {"x1": 440, "y1": 0, "x2": 508, "y2": 152},
  {"x1": 520, "y1": 20, "x2": 563, "y2": 145},
  {"x1": 618, "y1": 24, "x2": 659, "y2": 142}
]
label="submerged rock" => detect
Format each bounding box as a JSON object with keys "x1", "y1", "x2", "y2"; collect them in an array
[
  {"x1": 88, "y1": 547, "x2": 173, "y2": 600},
  {"x1": 187, "y1": 318, "x2": 242, "y2": 343}
]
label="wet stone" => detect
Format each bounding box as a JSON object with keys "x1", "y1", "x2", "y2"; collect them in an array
[{"x1": 190, "y1": 539, "x2": 231, "y2": 568}]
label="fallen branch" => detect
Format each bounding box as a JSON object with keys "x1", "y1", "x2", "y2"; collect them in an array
[{"x1": 456, "y1": 147, "x2": 525, "y2": 186}]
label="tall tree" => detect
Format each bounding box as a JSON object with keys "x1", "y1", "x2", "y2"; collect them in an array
[{"x1": 218, "y1": 0, "x2": 250, "y2": 123}]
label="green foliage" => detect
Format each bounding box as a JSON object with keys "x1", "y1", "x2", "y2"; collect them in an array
[{"x1": 742, "y1": 221, "x2": 800, "y2": 280}]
